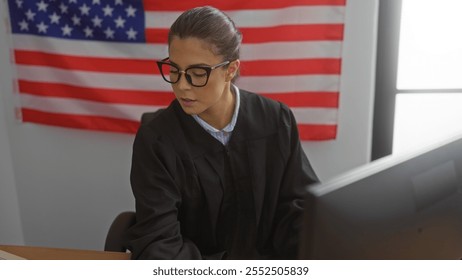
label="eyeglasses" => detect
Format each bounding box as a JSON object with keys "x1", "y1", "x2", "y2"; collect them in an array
[{"x1": 156, "y1": 57, "x2": 230, "y2": 87}]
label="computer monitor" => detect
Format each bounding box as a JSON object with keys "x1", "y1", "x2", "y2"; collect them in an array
[{"x1": 299, "y1": 135, "x2": 462, "y2": 259}]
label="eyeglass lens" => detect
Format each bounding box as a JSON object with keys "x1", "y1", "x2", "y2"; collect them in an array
[{"x1": 159, "y1": 63, "x2": 209, "y2": 87}]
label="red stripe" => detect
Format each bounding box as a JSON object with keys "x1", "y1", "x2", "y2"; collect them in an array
[
  {"x1": 15, "y1": 49, "x2": 342, "y2": 77},
  {"x1": 298, "y1": 124, "x2": 337, "y2": 141},
  {"x1": 262, "y1": 92, "x2": 339, "y2": 108},
  {"x1": 146, "y1": 24, "x2": 344, "y2": 44},
  {"x1": 143, "y1": 0, "x2": 346, "y2": 11},
  {"x1": 18, "y1": 80, "x2": 174, "y2": 106},
  {"x1": 21, "y1": 108, "x2": 141, "y2": 134},
  {"x1": 241, "y1": 59, "x2": 341, "y2": 76},
  {"x1": 14, "y1": 50, "x2": 158, "y2": 74},
  {"x1": 21, "y1": 111, "x2": 337, "y2": 139},
  {"x1": 241, "y1": 24, "x2": 344, "y2": 43},
  {"x1": 19, "y1": 79, "x2": 337, "y2": 108},
  {"x1": 145, "y1": 29, "x2": 168, "y2": 44}
]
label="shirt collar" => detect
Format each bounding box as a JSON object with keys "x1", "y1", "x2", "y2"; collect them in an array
[{"x1": 192, "y1": 85, "x2": 240, "y2": 133}]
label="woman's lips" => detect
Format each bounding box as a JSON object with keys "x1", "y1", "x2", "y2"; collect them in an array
[{"x1": 180, "y1": 97, "x2": 196, "y2": 107}]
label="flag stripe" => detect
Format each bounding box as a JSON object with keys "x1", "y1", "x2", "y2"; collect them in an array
[
  {"x1": 16, "y1": 65, "x2": 170, "y2": 91},
  {"x1": 240, "y1": 25, "x2": 344, "y2": 43},
  {"x1": 146, "y1": 6, "x2": 346, "y2": 28},
  {"x1": 16, "y1": 65, "x2": 340, "y2": 93},
  {"x1": 15, "y1": 50, "x2": 341, "y2": 76},
  {"x1": 19, "y1": 93, "x2": 163, "y2": 121},
  {"x1": 19, "y1": 93, "x2": 336, "y2": 124},
  {"x1": 292, "y1": 107, "x2": 338, "y2": 125},
  {"x1": 241, "y1": 41, "x2": 342, "y2": 60},
  {"x1": 238, "y1": 75, "x2": 340, "y2": 93},
  {"x1": 241, "y1": 58, "x2": 341, "y2": 76},
  {"x1": 18, "y1": 80, "x2": 175, "y2": 106},
  {"x1": 13, "y1": 34, "x2": 342, "y2": 61},
  {"x1": 18, "y1": 80, "x2": 337, "y2": 108},
  {"x1": 144, "y1": 0, "x2": 346, "y2": 11},
  {"x1": 262, "y1": 92, "x2": 339, "y2": 108},
  {"x1": 21, "y1": 108, "x2": 140, "y2": 134},
  {"x1": 298, "y1": 124, "x2": 337, "y2": 141},
  {"x1": 146, "y1": 24, "x2": 344, "y2": 44},
  {"x1": 12, "y1": 34, "x2": 166, "y2": 60},
  {"x1": 14, "y1": 50, "x2": 157, "y2": 74},
  {"x1": 22, "y1": 107, "x2": 339, "y2": 140}
]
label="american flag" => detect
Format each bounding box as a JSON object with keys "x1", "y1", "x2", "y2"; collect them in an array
[{"x1": 7, "y1": 0, "x2": 345, "y2": 140}]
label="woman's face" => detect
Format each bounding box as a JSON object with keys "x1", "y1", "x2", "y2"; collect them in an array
[{"x1": 168, "y1": 36, "x2": 234, "y2": 118}]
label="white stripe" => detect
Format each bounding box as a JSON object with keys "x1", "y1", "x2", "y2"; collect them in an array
[
  {"x1": 146, "y1": 6, "x2": 346, "y2": 29},
  {"x1": 16, "y1": 65, "x2": 340, "y2": 93},
  {"x1": 12, "y1": 34, "x2": 168, "y2": 59},
  {"x1": 13, "y1": 34, "x2": 341, "y2": 61},
  {"x1": 236, "y1": 75, "x2": 340, "y2": 93},
  {"x1": 145, "y1": 11, "x2": 180, "y2": 30},
  {"x1": 16, "y1": 65, "x2": 171, "y2": 91},
  {"x1": 19, "y1": 93, "x2": 163, "y2": 121},
  {"x1": 241, "y1": 41, "x2": 342, "y2": 60},
  {"x1": 19, "y1": 93, "x2": 336, "y2": 125},
  {"x1": 292, "y1": 107, "x2": 338, "y2": 125}
]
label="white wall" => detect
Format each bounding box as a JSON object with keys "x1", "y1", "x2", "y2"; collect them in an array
[
  {"x1": 304, "y1": 0, "x2": 378, "y2": 180},
  {"x1": 0, "y1": 1, "x2": 24, "y2": 246},
  {"x1": 0, "y1": 0, "x2": 377, "y2": 250}
]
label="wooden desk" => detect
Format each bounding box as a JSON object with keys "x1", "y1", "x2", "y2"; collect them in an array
[{"x1": 0, "y1": 245, "x2": 130, "y2": 260}]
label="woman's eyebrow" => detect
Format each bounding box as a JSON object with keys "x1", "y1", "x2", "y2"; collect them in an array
[{"x1": 169, "y1": 59, "x2": 211, "y2": 68}]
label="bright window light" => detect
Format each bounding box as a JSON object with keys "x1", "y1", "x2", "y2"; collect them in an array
[
  {"x1": 393, "y1": 93, "x2": 462, "y2": 154},
  {"x1": 397, "y1": 0, "x2": 462, "y2": 89},
  {"x1": 393, "y1": 0, "x2": 462, "y2": 155}
]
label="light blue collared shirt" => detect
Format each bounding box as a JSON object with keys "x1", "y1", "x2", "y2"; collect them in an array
[{"x1": 192, "y1": 85, "x2": 240, "y2": 146}]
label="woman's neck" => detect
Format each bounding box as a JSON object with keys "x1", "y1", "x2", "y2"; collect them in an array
[{"x1": 199, "y1": 86, "x2": 235, "y2": 130}]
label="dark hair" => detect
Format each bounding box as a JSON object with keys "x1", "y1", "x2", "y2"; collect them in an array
[{"x1": 168, "y1": 6, "x2": 242, "y2": 80}]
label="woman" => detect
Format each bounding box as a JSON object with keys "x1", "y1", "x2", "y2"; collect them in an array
[{"x1": 128, "y1": 6, "x2": 318, "y2": 259}]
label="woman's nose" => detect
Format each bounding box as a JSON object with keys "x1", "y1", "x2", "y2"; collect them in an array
[{"x1": 176, "y1": 72, "x2": 192, "y2": 90}]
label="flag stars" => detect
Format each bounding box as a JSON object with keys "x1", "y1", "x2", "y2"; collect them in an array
[
  {"x1": 13, "y1": 0, "x2": 143, "y2": 42},
  {"x1": 15, "y1": 0, "x2": 23, "y2": 8},
  {"x1": 79, "y1": 4, "x2": 91, "y2": 16},
  {"x1": 61, "y1": 24, "x2": 73, "y2": 36},
  {"x1": 60, "y1": 3, "x2": 69, "y2": 14},
  {"x1": 36, "y1": 21, "x2": 49, "y2": 33},
  {"x1": 18, "y1": 20, "x2": 28, "y2": 31},
  {"x1": 36, "y1": 1, "x2": 48, "y2": 12},
  {"x1": 114, "y1": 16, "x2": 125, "y2": 28},
  {"x1": 83, "y1": 27, "x2": 93, "y2": 38},
  {"x1": 104, "y1": 27, "x2": 115, "y2": 39},
  {"x1": 49, "y1": 13, "x2": 61, "y2": 24},
  {"x1": 125, "y1": 5, "x2": 136, "y2": 17},
  {"x1": 102, "y1": 5, "x2": 114, "y2": 17},
  {"x1": 25, "y1": 9, "x2": 36, "y2": 21},
  {"x1": 126, "y1": 28, "x2": 137, "y2": 40},
  {"x1": 92, "y1": 15, "x2": 103, "y2": 28},
  {"x1": 71, "y1": 15, "x2": 81, "y2": 26}
]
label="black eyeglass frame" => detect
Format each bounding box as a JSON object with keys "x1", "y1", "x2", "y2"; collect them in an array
[{"x1": 156, "y1": 57, "x2": 230, "y2": 87}]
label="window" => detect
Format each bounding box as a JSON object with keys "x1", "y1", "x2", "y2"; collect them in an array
[{"x1": 393, "y1": 0, "x2": 462, "y2": 154}]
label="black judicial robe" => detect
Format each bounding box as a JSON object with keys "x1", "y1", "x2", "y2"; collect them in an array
[{"x1": 128, "y1": 89, "x2": 318, "y2": 259}]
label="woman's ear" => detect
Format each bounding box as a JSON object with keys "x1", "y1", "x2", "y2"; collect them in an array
[{"x1": 226, "y1": 59, "x2": 240, "y2": 82}]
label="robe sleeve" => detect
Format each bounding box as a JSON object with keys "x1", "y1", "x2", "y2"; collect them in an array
[
  {"x1": 272, "y1": 104, "x2": 319, "y2": 259},
  {"x1": 128, "y1": 124, "x2": 222, "y2": 259}
]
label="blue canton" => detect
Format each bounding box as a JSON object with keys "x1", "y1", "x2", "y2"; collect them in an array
[{"x1": 7, "y1": 0, "x2": 145, "y2": 42}]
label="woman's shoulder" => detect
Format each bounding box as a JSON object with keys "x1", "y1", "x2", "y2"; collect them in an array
[
  {"x1": 232, "y1": 88, "x2": 295, "y2": 142},
  {"x1": 239, "y1": 88, "x2": 292, "y2": 126},
  {"x1": 240, "y1": 88, "x2": 282, "y2": 109},
  {"x1": 135, "y1": 101, "x2": 183, "y2": 142}
]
